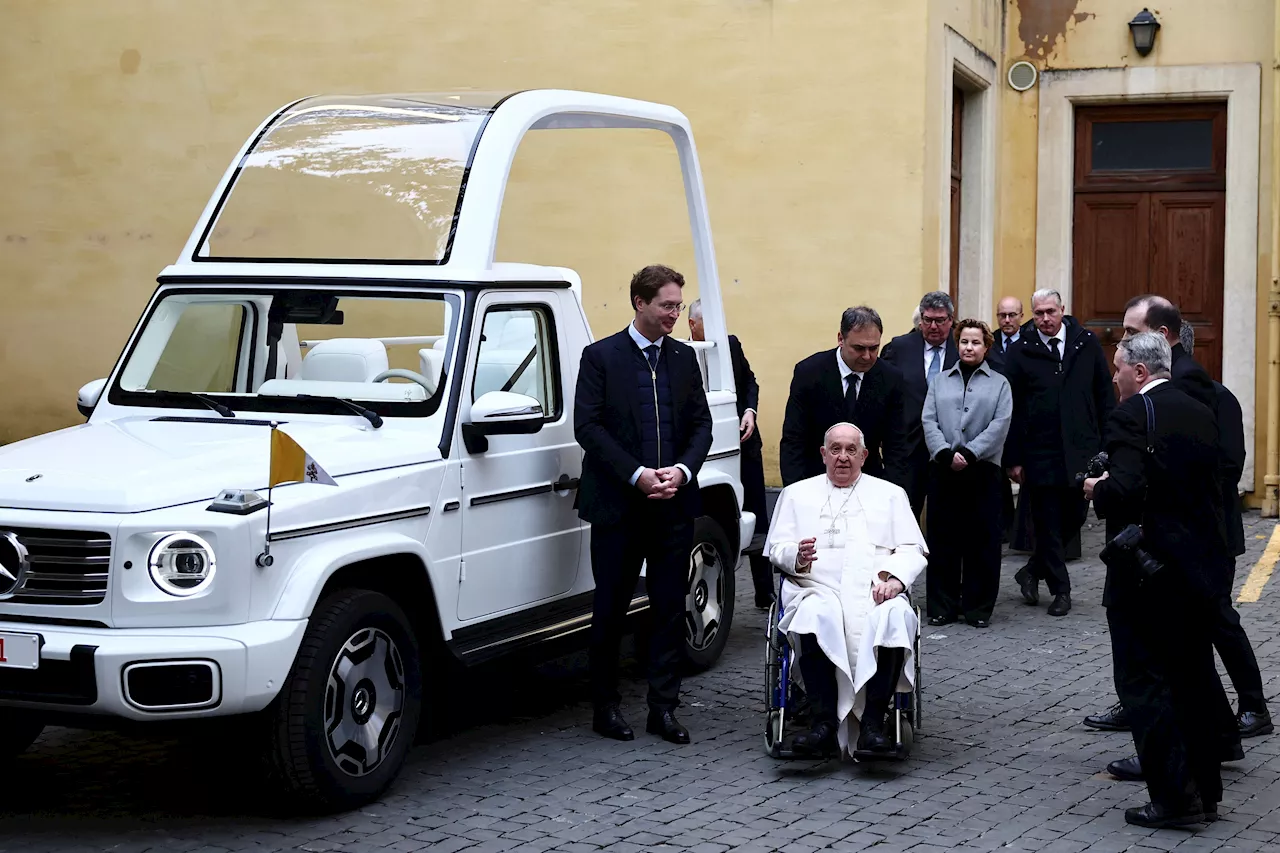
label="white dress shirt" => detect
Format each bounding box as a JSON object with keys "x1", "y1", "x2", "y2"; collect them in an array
[
  {"x1": 923, "y1": 342, "x2": 946, "y2": 378},
  {"x1": 627, "y1": 321, "x2": 694, "y2": 487},
  {"x1": 836, "y1": 349, "x2": 864, "y2": 400},
  {"x1": 1037, "y1": 324, "x2": 1068, "y2": 358}
]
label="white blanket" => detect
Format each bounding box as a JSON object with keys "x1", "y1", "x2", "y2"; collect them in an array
[{"x1": 764, "y1": 472, "x2": 927, "y2": 752}]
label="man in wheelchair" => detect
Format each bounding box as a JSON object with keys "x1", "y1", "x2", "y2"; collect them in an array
[{"x1": 764, "y1": 422, "x2": 926, "y2": 759}]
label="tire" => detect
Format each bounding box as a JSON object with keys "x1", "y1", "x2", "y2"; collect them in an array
[
  {"x1": 266, "y1": 589, "x2": 422, "y2": 812},
  {"x1": 683, "y1": 516, "x2": 735, "y2": 671},
  {"x1": 0, "y1": 710, "x2": 44, "y2": 761}
]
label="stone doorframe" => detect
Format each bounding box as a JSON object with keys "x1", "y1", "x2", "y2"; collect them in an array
[{"x1": 1035, "y1": 63, "x2": 1262, "y2": 487}]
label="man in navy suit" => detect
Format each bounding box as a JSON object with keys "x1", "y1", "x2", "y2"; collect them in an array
[
  {"x1": 574, "y1": 264, "x2": 713, "y2": 745},
  {"x1": 987, "y1": 296, "x2": 1025, "y2": 377},
  {"x1": 880, "y1": 291, "x2": 960, "y2": 517}
]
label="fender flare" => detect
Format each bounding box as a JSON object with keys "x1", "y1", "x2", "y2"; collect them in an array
[{"x1": 270, "y1": 531, "x2": 433, "y2": 620}]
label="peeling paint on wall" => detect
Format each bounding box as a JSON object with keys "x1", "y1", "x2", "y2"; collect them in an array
[{"x1": 1017, "y1": 0, "x2": 1094, "y2": 58}]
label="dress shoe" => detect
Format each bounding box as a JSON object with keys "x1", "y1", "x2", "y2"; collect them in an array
[
  {"x1": 856, "y1": 713, "x2": 894, "y2": 753},
  {"x1": 1238, "y1": 709, "x2": 1274, "y2": 738},
  {"x1": 1014, "y1": 567, "x2": 1039, "y2": 606},
  {"x1": 790, "y1": 720, "x2": 839, "y2": 757},
  {"x1": 1222, "y1": 741, "x2": 1245, "y2": 762},
  {"x1": 1084, "y1": 702, "x2": 1131, "y2": 732},
  {"x1": 928, "y1": 615, "x2": 957, "y2": 627},
  {"x1": 1107, "y1": 756, "x2": 1143, "y2": 781},
  {"x1": 755, "y1": 593, "x2": 775, "y2": 610},
  {"x1": 646, "y1": 709, "x2": 690, "y2": 744},
  {"x1": 1124, "y1": 801, "x2": 1206, "y2": 829},
  {"x1": 592, "y1": 704, "x2": 634, "y2": 741},
  {"x1": 1047, "y1": 593, "x2": 1072, "y2": 617},
  {"x1": 966, "y1": 617, "x2": 990, "y2": 628}
]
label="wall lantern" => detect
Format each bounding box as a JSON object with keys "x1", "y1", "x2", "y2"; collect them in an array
[{"x1": 1128, "y1": 8, "x2": 1161, "y2": 57}]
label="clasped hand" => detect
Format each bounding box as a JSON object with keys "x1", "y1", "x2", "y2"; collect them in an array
[
  {"x1": 1082, "y1": 470, "x2": 1109, "y2": 500},
  {"x1": 872, "y1": 577, "x2": 905, "y2": 604},
  {"x1": 637, "y1": 466, "x2": 685, "y2": 499}
]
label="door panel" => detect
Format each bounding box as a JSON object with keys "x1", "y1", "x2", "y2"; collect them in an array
[
  {"x1": 1074, "y1": 193, "x2": 1150, "y2": 357},
  {"x1": 457, "y1": 298, "x2": 584, "y2": 622},
  {"x1": 1150, "y1": 192, "x2": 1225, "y2": 380}
]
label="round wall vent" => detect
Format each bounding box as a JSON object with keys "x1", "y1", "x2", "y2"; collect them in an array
[{"x1": 1008, "y1": 61, "x2": 1038, "y2": 92}]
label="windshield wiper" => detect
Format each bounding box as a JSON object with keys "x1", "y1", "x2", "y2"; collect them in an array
[
  {"x1": 300, "y1": 395, "x2": 384, "y2": 429},
  {"x1": 150, "y1": 390, "x2": 235, "y2": 418}
]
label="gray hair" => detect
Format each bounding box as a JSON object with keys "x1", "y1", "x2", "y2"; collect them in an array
[
  {"x1": 1179, "y1": 319, "x2": 1195, "y2": 354},
  {"x1": 1116, "y1": 331, "x2": 1172, "y2": 377},
  {"x1": 840, "y1": 306, "x2": 883, "y2": 336},
  {"x1": 823, "y1": 421, "x2": 865, "y2": 449},
  {"x1": 919, "y1": 291, "x2": 954, "y2": 318},
  {"x1": 911, "y1": 306, "x2": 922, "y2": 329},
  {"x1": 1031, "y1": 288, "x2": 1064, "y2": 308},
  {"x1": 688, "y1": 298, "x2": 702, "y2": 321}
]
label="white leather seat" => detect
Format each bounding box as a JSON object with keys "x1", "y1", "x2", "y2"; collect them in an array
[
  {"x1": 300, "y1": 339, "x2": 388, "y2": 383},
  {"x1": 418, "y1": 348, "x2": 444, "y2": 396}
]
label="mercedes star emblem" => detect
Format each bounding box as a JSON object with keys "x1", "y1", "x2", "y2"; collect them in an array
[{"x1": 0, "y1": 531, "x2": 29, "y2": 598}]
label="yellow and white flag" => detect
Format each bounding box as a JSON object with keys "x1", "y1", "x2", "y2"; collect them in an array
[{"x1": 269, "y1": 428, "x2": 338, "y2": 487}]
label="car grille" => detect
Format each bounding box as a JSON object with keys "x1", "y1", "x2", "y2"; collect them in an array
[{"x1": 1, "y1": 527, "x2": 111, "y2": 606}]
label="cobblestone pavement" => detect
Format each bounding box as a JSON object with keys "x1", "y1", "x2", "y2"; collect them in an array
[{"x1": 3, "y1": 511, "x2": 1279, "y2": 853}]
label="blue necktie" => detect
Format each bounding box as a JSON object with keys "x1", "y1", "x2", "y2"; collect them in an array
[
  {"x1": 645, "y1": 344, "x2": 660, "y2": 373},
  {"x1": 927, "y1": 346, "x2": 942, "y2": 381}
]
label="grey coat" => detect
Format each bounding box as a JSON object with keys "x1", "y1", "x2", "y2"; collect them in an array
[{"x1": 922, "y1": 359, "x2": 1012, "y2": 465}]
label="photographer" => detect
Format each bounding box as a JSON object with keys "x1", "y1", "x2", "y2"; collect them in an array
[{"x1": 1083, "y1": 333, "x2": 1238, "y2": 828}]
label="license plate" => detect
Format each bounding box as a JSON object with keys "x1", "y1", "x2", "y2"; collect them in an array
[{"x1": 0, "y1": 632, "x2": 40, "y2": 670}]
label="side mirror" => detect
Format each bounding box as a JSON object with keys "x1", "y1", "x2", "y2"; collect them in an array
[
  {"x1": 77, "y1": 378, "x2": 107, "y2": 419},
  {"x1": 462, "y1": 391, "x2": 544, "y2": 453}
]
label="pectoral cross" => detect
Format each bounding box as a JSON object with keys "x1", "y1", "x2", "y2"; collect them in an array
[{"x1": 821, "y1": 516, "x2": 841, "y2": 549}]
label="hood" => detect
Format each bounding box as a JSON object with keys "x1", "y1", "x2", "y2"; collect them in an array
[{"x1": 0, "y1": 417, "x2": 442, "y2": 513}]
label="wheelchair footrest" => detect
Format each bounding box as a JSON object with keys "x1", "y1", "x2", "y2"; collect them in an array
[
  {"x1": 772, "y1": 745, "x2": 837, "y2": 761},
  {"x1": 852, "y1": 744, "x2": 911, "y2": 762}
]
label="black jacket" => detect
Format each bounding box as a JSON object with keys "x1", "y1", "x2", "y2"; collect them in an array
[
  {"x1": 1170, "y1": 343, "x2": 1216, "y2": 412},
  {"x1": 1002, "y1": 316, "x2": 1115, "y2": 485},
  {"x1": 779, "y1": 350, "x2": 910, "y2": 487},
  {"x1": 1093, "y1": 383, "x2": 1231, "y2": 605},
  {"x1": 574, "y1": 329, "x2": 713, "y2": 525},
  {"x1": 1215, "y1": 380, "x2": 1247, "y2": 557},
  {"x1": 728, "y1": 334, "x2": 762, "y2": 454},
  {"x1": 880, "y1": 328, "x2": 960, "y2": 459}
]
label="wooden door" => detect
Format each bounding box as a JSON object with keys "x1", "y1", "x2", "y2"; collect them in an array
[
  {"x1": 949, "y1": 86, "x2": 964, "y2": 305},
  {"x1": 1072, "y1": 103, "x2": 1227, "y2": 378}
]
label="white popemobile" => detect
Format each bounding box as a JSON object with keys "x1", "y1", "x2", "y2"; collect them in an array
[{"x1": 0, "y1": 91, "x2": 754, "y2": 809}]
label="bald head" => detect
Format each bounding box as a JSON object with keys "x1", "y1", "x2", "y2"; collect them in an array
[
  {"x1": 1122, "y1": 294, "x2": 1181, "y2": 346},
  {"x1": 821, "y1": 422, "x2": 867, "y2": 487}
]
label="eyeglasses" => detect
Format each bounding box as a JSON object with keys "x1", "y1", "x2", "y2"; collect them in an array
[
  {"x1": 921, "y1": 316, "x2": 951, "y2": 327},
  {"x1": 655, "y1": 302, "x2": 684, "y2": 315},
  {"x1": 997, "y1": 312, "x2": 1022, "y2": 319}
]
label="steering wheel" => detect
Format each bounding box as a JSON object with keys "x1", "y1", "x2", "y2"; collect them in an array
[{"x1": 372, "y1": 368, "x2": 434, "y2": 395}]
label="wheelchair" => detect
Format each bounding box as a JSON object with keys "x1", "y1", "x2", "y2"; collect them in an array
[{"x1": 764, "y1": 574, "x2": 922, "y2": 761}]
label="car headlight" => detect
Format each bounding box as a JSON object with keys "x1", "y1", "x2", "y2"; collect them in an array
[{"x1": 148, "y1": 533, "x2": 216, "y2": 597}]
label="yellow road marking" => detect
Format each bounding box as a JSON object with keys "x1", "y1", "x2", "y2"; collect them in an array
[{"x1": 1238, "y1": 523, "x2": 1280, "y2": 603}]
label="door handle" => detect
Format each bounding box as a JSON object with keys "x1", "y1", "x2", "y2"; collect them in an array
[{"x1": 552, "y1": 474, "x2": 580, "y2": 493}]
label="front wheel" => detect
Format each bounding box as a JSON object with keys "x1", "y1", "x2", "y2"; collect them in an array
[
  {"x1": 683, "y1": 517, "x2": 735, "y2": 671},
  {"x1": 0, "y1": 710, "x2": 44, "y2": 761},
  {"x1": 266, "y1": 589, "x2": 422, "y2": 811}
]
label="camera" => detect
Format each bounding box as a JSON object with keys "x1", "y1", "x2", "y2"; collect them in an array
[
  {"x1": 1099, "y1": 523, "x2": 1165, "y2": 577},
  {"x1": 1074, "y1": 451, "x2": 1109, "y2": 488}
]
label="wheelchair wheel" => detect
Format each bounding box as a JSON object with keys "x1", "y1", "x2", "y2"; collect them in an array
[
  {"x1": 913, "y1": 606, "x2": 923, "y2": 731},
  {"x1": 763, "y1": 600, "x2": 789, "y2": 758}
]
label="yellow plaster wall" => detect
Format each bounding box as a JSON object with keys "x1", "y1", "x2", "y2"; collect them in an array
[
  {"x1": 999, "y1": 0, "x2": 1276, "y2": 497},
  {"x1": 0, "y1": 0, "x2": 934, "y2": 484}
]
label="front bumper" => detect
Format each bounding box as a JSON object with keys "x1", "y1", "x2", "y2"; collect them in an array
[{"x1": 0, "y1": 619, "x2": 307, "y2": 720}]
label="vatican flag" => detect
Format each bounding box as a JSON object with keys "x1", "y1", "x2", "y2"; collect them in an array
[{"x1": 269, "y1": 427, "x2": 338, "y2": 487}]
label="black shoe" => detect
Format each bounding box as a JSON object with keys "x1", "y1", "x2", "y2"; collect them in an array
[
  {"x1": 592, "y1": 704, "x2": 634, "y2": 741},
  {"x1": 646, "y1": 709, "x2": 690, "y2": 744},
  {"x1": 790, "y1": 721, "x2": 839, "y2": 757},
  {"x1": 1221, "y1": 741, "x2": 1245, "y2": 762},
  {"x1": 1124, "y1": 802, "x2": 1206, "y2": 828},
  {"x1": 856, "y1": 714, "x2": 894, "y2": 753},
  {"x1": 1239, "y1": 709, "x2": 1274, "y2": 738},
  {"x1": 755, "y1": 593, "x2": 775, "y2": 610},
  {"x1": 928, "y1": 615, "x2": 957, "y2": 626},
  {"x1": 965, "y1": 617, "x2": 990, "y2": 628},
  {"x1": 1107, "y1": 756, "x2": 1143, "y2": 781},
  {"x1": 1084, "y1": 702, "x2": 1131, "y2": 732},
  {"x1": 1014, "y1": 567, "x2": 1039, "y2": 606},
  {"x1": 1047, "y1": 593, "x2": 1071, "y2": 617}
]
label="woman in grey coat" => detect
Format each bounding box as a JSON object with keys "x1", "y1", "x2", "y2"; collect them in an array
[{"x1": 922, "y1": 319, "x2": 1012, "y2": 627}]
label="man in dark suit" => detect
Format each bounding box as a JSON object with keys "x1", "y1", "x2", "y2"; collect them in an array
[
  {"x1": 688, "y1": 299, "x2": 773, "y2": 608},
  {"x1": 1085, "y1": 306, "x2": 1272, "y2": 738},
  {"x1": 779, "y1": 306, "x2": 910, "y2": 491},
  {"x1": 1086, "y1": 332, "x2": 1239, "y2": 828},
  {"x1": 574, "y1": 264, "x2": 713, "y2": 745},
  {"x1": 881, "y1": 291, "x2": 960, "y2": 516},
  {"x1": 986, "y1": 295, "x2": 1025, "y2": 377},
  {"x1": 1003, "y1": 289, "x2": 1114, "y2": 617}
]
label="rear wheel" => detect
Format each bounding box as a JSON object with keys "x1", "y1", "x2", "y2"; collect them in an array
[
  {"x1": 266, "y1": 589, "x2": 422, "y2": 811},
  {"x1": 0, "y1": 710, "x2": 43, "y2": 761},
  {"x1": 683, "y1": 517, "x2": 735, "y2": 671}
]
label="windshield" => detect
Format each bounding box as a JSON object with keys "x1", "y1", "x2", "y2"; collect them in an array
[
  {"x1": 196, "y1": 93, "x2": 510, "y2": 263},
  {"x1": 109, "y1": 287, "x2": 461, "y2": 418}
]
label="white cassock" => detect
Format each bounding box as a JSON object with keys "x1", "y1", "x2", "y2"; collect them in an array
[{"x1": 763, "y1": 472, "x2": 927, "y2": 753}]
